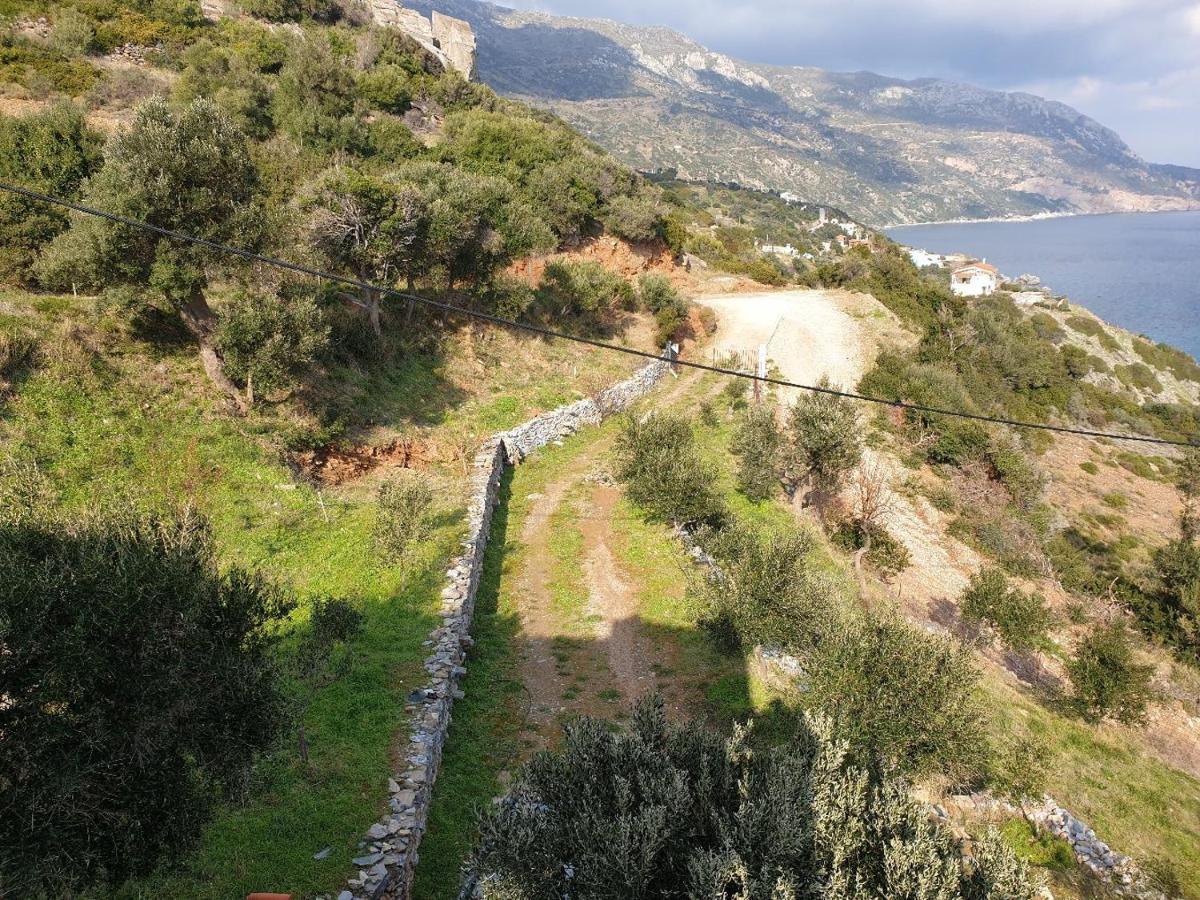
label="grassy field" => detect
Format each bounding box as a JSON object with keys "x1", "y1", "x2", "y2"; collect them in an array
[
  {"x1": 985, "y1": 676, "x2": 1200, "y2": 898},
  {"x1": 0, "y1": 291, "x2": 647, "y2": 898}
]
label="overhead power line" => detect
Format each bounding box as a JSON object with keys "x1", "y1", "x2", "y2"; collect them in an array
[{"x1": 1, "y1": 180, "x2": 1196, "y2": 449}]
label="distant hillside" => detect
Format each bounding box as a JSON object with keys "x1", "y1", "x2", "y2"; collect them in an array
[{"x1": 407, "y1": 0, "x2": 1200, "y2": 225}]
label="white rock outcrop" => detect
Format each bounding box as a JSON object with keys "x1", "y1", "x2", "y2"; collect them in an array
[{"x1": 367, "y1": 2, "x2": 476, "y2": 79}]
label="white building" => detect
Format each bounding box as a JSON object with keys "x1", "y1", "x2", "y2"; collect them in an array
[
  {"x1": 950, "y1": 260, "x2": 999, "y2": 297},
  {"x1": 908, "y1": 248, "x2": 943, "y2": 269},
  {"x1": 760, "y1": 242, "x2": 798, "y2": 257}
]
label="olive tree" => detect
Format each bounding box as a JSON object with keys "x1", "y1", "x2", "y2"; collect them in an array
[
  {"x1": 1067, "y1": 622, "x2": 1154, "y2": 725},
  {"x1": 0, "y1": 507, "x2": 290, "y2": 894},
  {"x1": 789, "y1": 376, "x2": 862, "y2": 499},
  {"x1": 37, "y1": 99, "x2": 263, "y2": 409},
  {"x1": 214, "y1": 284, "x2": 329, "y2": 405},
  {"x1": 731, "y1": 403, "x2": 784, "y2": 501},
  {"x1": 960, "y1": 567, "x2": 1051, "y2": 651},
  {"x1": 807, "y1": 611, "x2": 986, "y2": 781},
  {"x1": 615, "y1": 412, "x2": 724, "y2": 527},
  {"x1": 304, "y1": 167, "x2": 429, "y2": 334},
  {"x1": 466, "y1": 696, "x2": 1037, "y2": 900}
]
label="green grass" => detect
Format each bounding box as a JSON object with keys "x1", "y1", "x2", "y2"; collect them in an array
[
  {"x1": 1, "y1": 290, "x2": 650, "y2": 899},
  {"x1": 985, "y1": 678, "x2": 1200, "y2": 899},
  {"x1": 1, "y1": 323, "x2": 461, "y2": 898}
]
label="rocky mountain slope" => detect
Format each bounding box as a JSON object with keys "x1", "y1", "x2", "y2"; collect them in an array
[{"x1": 406, "y1": 0, "x2": 1200, "y2": 225}]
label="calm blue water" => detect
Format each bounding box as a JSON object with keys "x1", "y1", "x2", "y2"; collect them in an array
[{"x1": 886, "y1": 211, "x2": 1200, "y2": 360}]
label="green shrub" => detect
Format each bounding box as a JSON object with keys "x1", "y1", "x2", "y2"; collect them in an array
[
  {"x1": 0, "y1": 40, "x2": 100, "y2": 96},
  {"x1": 986, "y1": 734, "x2": 1050, "y2": 804},
  {"x1": 373, "y1": 475, "x2": 433, "y2": 562},
  {"x1": 1132, "y1": 337, "x2": 1200, "y2": 383},
  {"x1": 238, "y1": 0, "x2": 340, "y2": 22},
  {"x1": 1029, "y1": 312, "x2": 1065, "y2": 344},
  {"x1": 536, "y1": 259, "x2": 635, "y2": 333},
  {"x1": 466, "y1": 696, "x2": 1037, "y2": 899},
  {"x1": 481, "y1": 273, "x2": 537, "y2": 320},
  {"x1": 49, "y1": 7, "x2": 96, "y2": 55},
  {"x1": 1064, "y1": 315, "x2": 1106, "y2": 340},
  {"x1": 1067, "y1": 622, "x2": 1154, "y2": 724},
  {"x1": 0, "y1": 507, "x2": 291, "y2": 894},
  {"x1": 695, "y1": 520, "x2": 833, "y2": 654},
  {"x1": 730, "y1": 403, "x2": 783, "y2": 501},
  {"x1": 807, "y1": 611, "x2": 985, "y2": 780},
  {"x1": 615, "y1": 412, "x2": 724, "y2": 527},
  {"x1": 215, "y1": 285, "x2": 329, "y2": 405},
  {"x1": 1079, "y1": 461, "x2": 1099, "y2": 475},
  {"x1": 789, "y1": 377, "x2": 862, "y2": 493},
  {"x1": 639, "y1": 273, "x2": 690, "y2": 344},
  {"x1": 0, "y1": 101, "x2": 101, "y2": 284},
  {"x1": 960, "y1": 567, "x2": 1051, "y2": 651},
  {"x1": 602, "y1": 192, "x2": 663, "y2": 243},
  {"x1": 1115, "y1": 362, "x2": 1162, "y2": 393}
]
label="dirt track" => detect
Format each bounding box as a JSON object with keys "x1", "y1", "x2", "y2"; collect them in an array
[{"x1": 700, "y1": 288, "x2": 981, "y2": 614}]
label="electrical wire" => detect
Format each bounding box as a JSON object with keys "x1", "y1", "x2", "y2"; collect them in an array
[{"x1": 2, "y1": 179, "x2": 1196, "y2": 449}]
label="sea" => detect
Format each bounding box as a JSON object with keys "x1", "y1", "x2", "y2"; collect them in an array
[{"x1": 886, "y1": 210, "x2": 1200, "y2": 361}]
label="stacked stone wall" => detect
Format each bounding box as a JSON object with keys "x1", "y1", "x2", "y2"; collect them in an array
[{"x1": 339, "y1": 359, "x2": 668, "y2": 900}]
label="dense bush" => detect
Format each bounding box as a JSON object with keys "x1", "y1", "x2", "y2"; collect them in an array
[
  {"x1": 638, "y1": 272, "x2": 689, "y2": 345},
  {"x1": 1067, "y1": 622, "x2": 1154, "y2": 724},
  {"x1": 695, "y1": 520, "x2": 836, "y2": 654},
  {"x1": 0, "y1": 102, "x2": 101, "y2": 284},
  {"x1": 466, "y1": 696, "x2": 1037, "y2": 899},
  {"x1": 615, "y1": 412, "x2": 724, "y2": 527},
  {"x1": 373, "y1": 475, "x2": 433, "y2": 562},
  {"x1": 960, "y1": 567, "x2": 1051, "y2": 651},
  {"x1": 1141, "y1": 451, "x2": 1200, "y2": 663},
  {"x1": 601, "y1": 192, "x2": 662, "y2": 243},
  {"x1": 0, "y1": 507, "x2": 290, "y2": 894},
  {"x1": 806, "y1": 611, "x2": 985, "y2": 780},
  {"x1": 536, "y1": 258, "x2": 634, "y2": 333},
  {"x1": 730, "y1": 402, "x2": 783, "y2": 501},
  {"x1": 789, "y1": 377, "x2": 862, "y2": 494}
]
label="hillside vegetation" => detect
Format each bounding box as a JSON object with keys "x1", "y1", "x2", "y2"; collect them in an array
[{"x1": 2, "y1": 2, "x2": 1199, "y2": 899}]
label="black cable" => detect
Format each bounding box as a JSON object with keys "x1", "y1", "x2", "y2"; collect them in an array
[{"x1": 2, "y1": 179, "x2": 1196, "y2": 449}]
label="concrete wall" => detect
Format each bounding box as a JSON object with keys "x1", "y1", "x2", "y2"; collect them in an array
[{"x1": 339, "y1": 359, "x2": 669, "y2": 900}]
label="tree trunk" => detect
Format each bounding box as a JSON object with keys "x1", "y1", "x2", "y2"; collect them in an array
[
  {"x1": 853, "y1": 526, "x2": 872, "y2": 602},
  {"x1": 179, "y1": 291, "x2": 247, "y2": 413},
  {"x1": 360, "y1": 286, "x2": 382, "y2": 337},
  {"x1": 245, "y1": 372, "x2": 255, "y2": 408}
]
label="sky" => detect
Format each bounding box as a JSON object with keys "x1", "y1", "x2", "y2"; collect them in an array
[{"x1": 498, "y1": 0, "x2": 1200, "y2": 167}]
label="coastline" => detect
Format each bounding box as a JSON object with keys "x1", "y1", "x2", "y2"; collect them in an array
[{"x1": 881, "y1": 206, "x2": 1200, "y2": 230}]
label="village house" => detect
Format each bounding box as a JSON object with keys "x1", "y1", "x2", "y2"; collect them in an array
[
  {"x1": 908, "y1": 248, "x2": 943, "y2": 269},
  {"x1": 759, "y1": 241, "x2": 799, "y2": 257},
  {"x1": 950, "y1": 260, "x2": 999, "y2": 297}
]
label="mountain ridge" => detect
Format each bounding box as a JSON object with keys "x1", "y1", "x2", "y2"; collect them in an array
[{"x1": 405, "y1": 0, "x2": 1200, "y2": 225}]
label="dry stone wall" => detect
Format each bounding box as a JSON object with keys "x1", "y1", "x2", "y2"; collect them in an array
[{"x1": 338, "y1": 359, "x2": 668, "y2": 900}]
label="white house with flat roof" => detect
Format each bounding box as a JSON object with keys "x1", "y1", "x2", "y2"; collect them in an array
[
  {"x1": 908, "y1": 248, "x2": 943, "y2": 269},
  {"x1": 950, "y1": 260, "x2": 999, "y2": 297}
]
